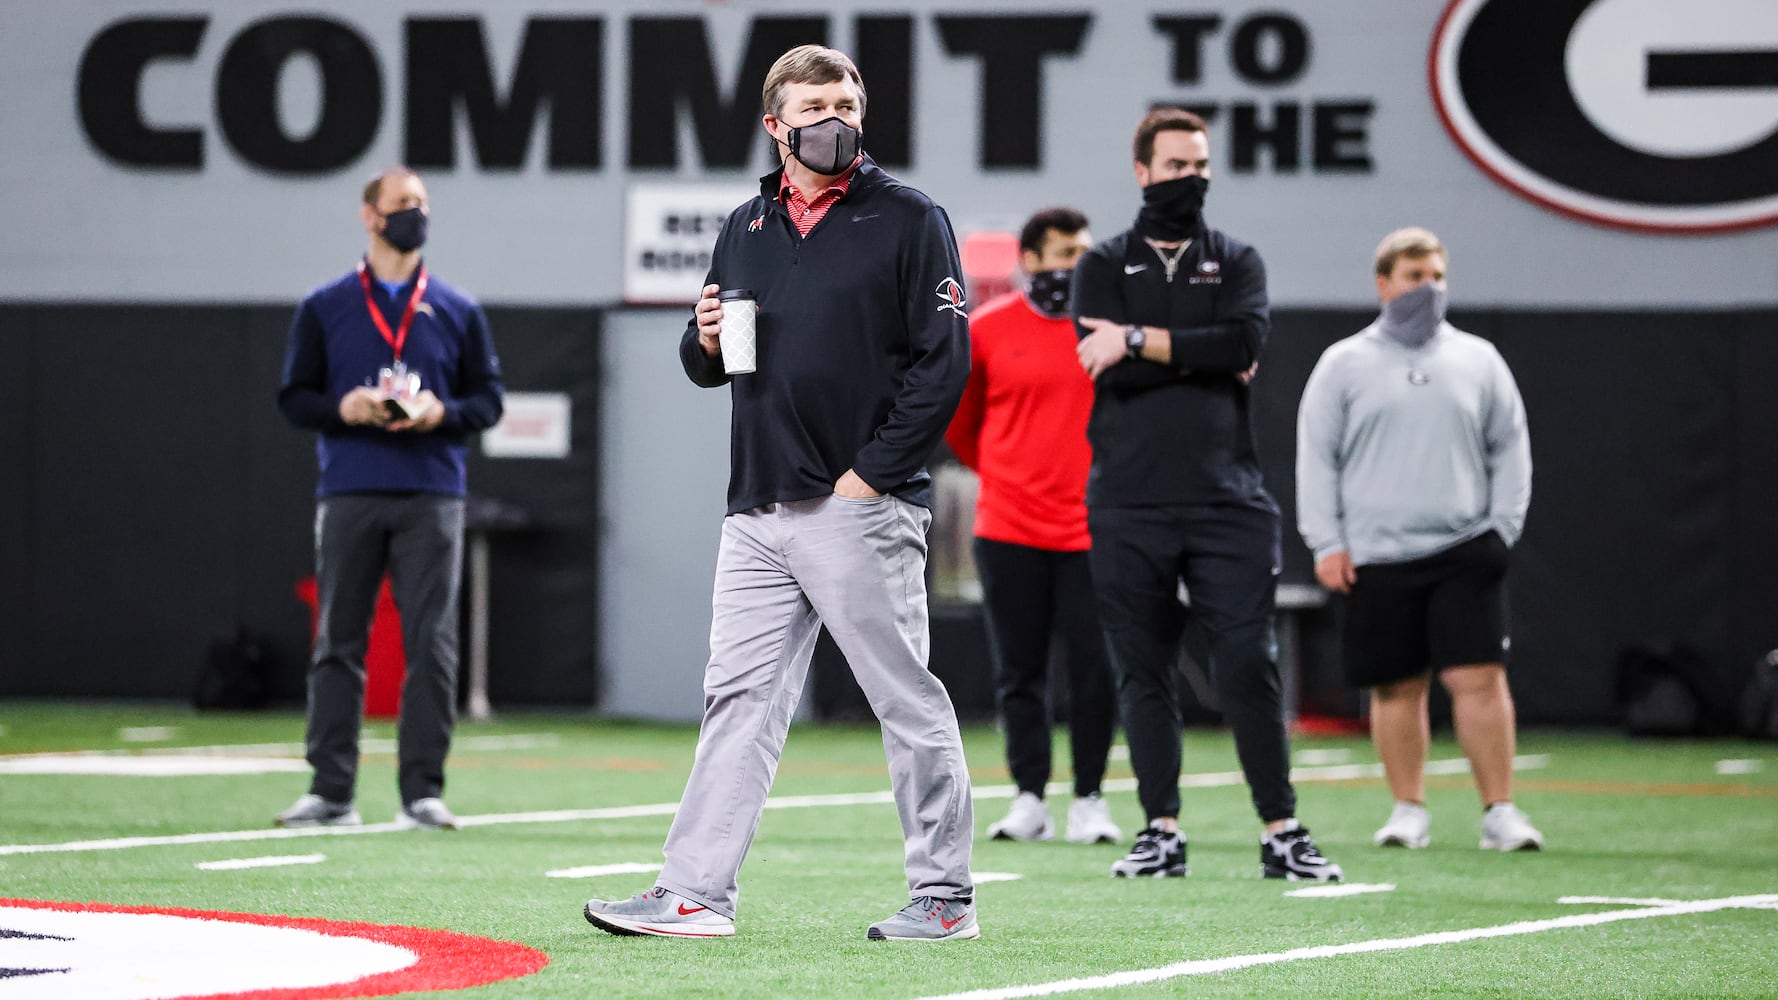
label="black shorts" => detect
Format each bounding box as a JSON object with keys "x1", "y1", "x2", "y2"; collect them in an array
[{"x1": 1341, "y1": 532, "x2": 1510, "y2": 688}]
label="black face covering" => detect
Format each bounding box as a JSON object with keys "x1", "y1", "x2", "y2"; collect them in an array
[
  {"x1": 780, "y1": 116, "x2": 863, "y2": 175},
  {"x1": 1134, "y1": 175, "x2": 1208, "y2": 242},
  {"x1": 380, "y1": 207, "x2": 428, "y2": 253},
  {"x1": 1025, "y1": 268, "x2": 1074, "y2": 318}
]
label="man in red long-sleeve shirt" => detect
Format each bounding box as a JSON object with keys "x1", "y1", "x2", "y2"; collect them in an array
[{"x1": 946, "y1": 207, "x2": 1122, "y2": 846}]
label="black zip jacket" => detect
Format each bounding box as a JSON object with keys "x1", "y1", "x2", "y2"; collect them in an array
[
  {"x1": 1070, "y1": 222, "x2": 1272, "y2": 508},
  {"x1": 680, "y1": 156, "x2": 970, "y2": 514}
]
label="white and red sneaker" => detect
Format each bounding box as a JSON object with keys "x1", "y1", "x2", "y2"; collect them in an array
[{"x1": 583, "y1": 886, "x2": 735, "y2": 938}]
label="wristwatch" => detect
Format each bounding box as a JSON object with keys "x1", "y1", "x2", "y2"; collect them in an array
[{"x1": 1124, "y1": 324, "x2": 1146, "y2": 359}]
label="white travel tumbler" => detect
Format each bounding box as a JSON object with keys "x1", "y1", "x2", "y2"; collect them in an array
[{"x1": 718, "y1": 289, "x2": 758, "y2": 375}]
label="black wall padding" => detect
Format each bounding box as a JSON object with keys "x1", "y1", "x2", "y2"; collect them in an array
[
  {"x1": 0, "y1": 303, "x2": 602, "y2": 708},
  {"x1": 1, "y1": 303, "x2": 1773, "y2": 728},
  {"x1": 0, "y1": 314, "x2": 32, "y2": 689},
  {"x1": 469, "y1": 305, "x2": 604, "y2": 706}
]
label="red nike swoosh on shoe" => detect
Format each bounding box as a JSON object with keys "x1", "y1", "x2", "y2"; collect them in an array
[
  {"x1": 940, "y1": 911, "x2": 966, "y2": 930},
  {"x1": 677, "y1": 903, "x2": 708, "y2": 915}
]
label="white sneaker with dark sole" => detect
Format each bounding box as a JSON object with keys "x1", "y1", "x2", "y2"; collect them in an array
[
  {"x1": 273, "y1": 794, "x2": 360, "y2": 828},
  {"x1": 866, "y1": 897, "x2": 978, "y2": 941},
  {"x1": 986, "y1": 791, "x2": 1053, "y2": 841},
  {"x1": 1480, "y1": 803, "x2": 1544, "y2": 852},
  {"x1": 1065, "y1": 793, "x2": 1123, "y2": 845},
  {"x1": 1373, "y1": 802, "x2": 1431, "y2": 849},
  {"x1": 395, "y1": 797, "x2": 459, "y2": 830},
  {"x1": 584, "y1": 887, "x2": 736, "y2": 938}
]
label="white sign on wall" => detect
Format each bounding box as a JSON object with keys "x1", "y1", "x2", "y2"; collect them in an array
[
  {"x1": 482, "y1": 391, "x2": 571, "y2": 459},
  {"x1": 623, "y1": 184, "x2": 756, "y2": 305}
]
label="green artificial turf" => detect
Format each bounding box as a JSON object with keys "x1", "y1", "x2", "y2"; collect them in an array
[{"x1": 1, "y1": 702, "x2": 1774, "y2": 998}]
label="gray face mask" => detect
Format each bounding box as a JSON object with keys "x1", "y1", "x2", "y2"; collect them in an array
[
  {"x1": 1378, "y1": 282, "x2": 1448, "y2": 348},
  {"x1": 782, "y1": 116, "x2": 862, "y2": 175}
]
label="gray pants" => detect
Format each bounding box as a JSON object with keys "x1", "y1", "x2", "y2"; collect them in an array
[
  {"x1": 656, "y1": 495, "x2": 975, "y2": 918},
  {"x1": 308, "y1": 494, "x2": 465, "y2": 805}
]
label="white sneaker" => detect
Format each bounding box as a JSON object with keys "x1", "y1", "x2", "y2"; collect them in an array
[
  {"x1": 1373, "y1": 801, "x2": 1430, "y2": 849},
  {"x1": 986, "y1": 791, "x2": 1053, "y2": 841},
  {"x1": 1064, "y1": 793, "x2": 1123, "y2": 844},
  {"x1": 1480, "y1": 802, "x2": 1544, "y2": 852},
  {"x1": 273, "y1": 794, "x2": 360, "y2": 828}
]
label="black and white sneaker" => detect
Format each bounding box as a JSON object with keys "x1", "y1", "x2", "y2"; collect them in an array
[
  {"x1": 1261, "y1": 822, "x2": 1343, "y2": 881},
  {"x1": 1110, "y1": 827, "x2": 1188, "y2": 878}
]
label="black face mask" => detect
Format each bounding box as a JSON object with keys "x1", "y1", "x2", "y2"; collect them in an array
[
  {"x1": 779, "y1": 116, "x2": 862, "y2": 175},
  {"x1": 380, "y1": 207, "x2": 428, "y2": 253},
  {"x1": 1134, "y1": 175, "x2": 1208, "y2": 242},
  {"x1": 1025, "y1": 268, "x2": 1074, "y2": 318}
]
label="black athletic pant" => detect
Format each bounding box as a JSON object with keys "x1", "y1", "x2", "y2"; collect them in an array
[
  {"x1": 974, "y1": 537, "x2": 1118, "y2": 799},
  {"x1": 1086, "y1": 501, "x2": 1296, "y2": 824},
  {"x1": 309, "y1": 493, "x2": 465, "y2": 806}
]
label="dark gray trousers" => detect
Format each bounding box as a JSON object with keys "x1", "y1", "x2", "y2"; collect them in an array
[{"x1": 308, "y1": 493, "x2": 465, "y2": 805}]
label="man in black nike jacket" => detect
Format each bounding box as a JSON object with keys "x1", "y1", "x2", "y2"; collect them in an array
[
  {"x1": 584, "y1": 44, "x2": 978, "y2": 943},
  {"x1": 1073, "y1": 107, "x2": 1345, "y2": 884}
]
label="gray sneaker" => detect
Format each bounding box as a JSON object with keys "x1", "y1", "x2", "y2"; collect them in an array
[
  {"x1": 274, "y1": 794, "x2": 360, "y2": 828},
  {"x1": 866, "y1": 896, "x2": 979, "y2": 941},
  {"x1": 395, "y1": 797, "x2": 459, "y2": 830},
  {"x1": 584, "y1": 887, "x2": 736, "y2": 938}
]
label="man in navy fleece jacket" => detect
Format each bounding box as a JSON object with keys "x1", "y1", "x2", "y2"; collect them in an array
[{"x1": 275, "y1": 166, "x2": 503, "y2": 832}]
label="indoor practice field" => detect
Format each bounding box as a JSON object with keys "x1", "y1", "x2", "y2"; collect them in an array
[{"x1": 1, "y1": 703, "x2": 1774, "y2": 999}]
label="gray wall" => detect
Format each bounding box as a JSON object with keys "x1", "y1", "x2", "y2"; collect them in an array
[
  {"x1": 595, "y1": 308, "x2": 728, "y2": 720},
  {"x1": 4, "y1": 1, "x2": 1774, "y2": 308}
]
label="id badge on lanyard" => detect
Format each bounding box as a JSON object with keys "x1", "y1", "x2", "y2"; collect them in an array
[{"x1": 357, "y1": 260, "x2": 429, "y2": 402}]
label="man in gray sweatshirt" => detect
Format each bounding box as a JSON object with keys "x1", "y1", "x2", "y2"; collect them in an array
[{"x1": 1295, "y1": 227, "x2": 1544, "y2": 853}]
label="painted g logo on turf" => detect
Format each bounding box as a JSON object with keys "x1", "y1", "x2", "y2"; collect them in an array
[
  {"x1": 1432, "y1": 0, "x2": 1778, "y2": 233},
  {"x1": 0, "y1": 898, "x2": 547, "y2": 998}
]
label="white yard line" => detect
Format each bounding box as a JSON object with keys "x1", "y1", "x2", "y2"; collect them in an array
[
  {"x1": 118, "y1": 726, "x2": 178, "y2": 743},
  {"x1": 1285, "y1": 883, "x2": 1395, "y2": 898},
  {"x1": 0, "y1": 756, "x2": 1548, "y2": 857},
  {"x1": 546, "y1": 862, "x2": 662, "y2": 879},
  {"x1": 916, "y1": 894, "x2": 1778, "y2": 1000},
  {"x1": 971, "y1": 872, "x2": 1024, "y2": 884},
  {"x1": 0, "y1": 756, "x2": 312, "y2": 776},
  {"x1": 1715, "y1": 759, "x2": 1763, "y2": 775},
  {"x1": 0, "y1": 733, "x2": 561, "y2": 761},
  {"x1": 195, "y1": 853, "x2": 327, "y2": 871}
]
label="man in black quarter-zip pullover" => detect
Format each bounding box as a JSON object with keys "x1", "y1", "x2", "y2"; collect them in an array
[
  {"x1": 584, "y1": 44, "x2": 978, "y2": 944},
  {"x1": 1073, "y1": 107, "x2": 1345, "y2": 885}
]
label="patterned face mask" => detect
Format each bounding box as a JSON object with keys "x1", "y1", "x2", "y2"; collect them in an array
[
  {"x1": 783, "y1": 116, "x2": 862, "y2": 175},
  {"x1": 1025, "y1": 268, "x2": 1075, "y2": 318}
]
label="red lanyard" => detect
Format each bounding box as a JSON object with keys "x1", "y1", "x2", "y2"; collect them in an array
[{"x1": 356, "y1": 260, "x2": 429, "y2": 361}]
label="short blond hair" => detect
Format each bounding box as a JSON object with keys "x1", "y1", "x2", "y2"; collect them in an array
[
  {"x1": 1374, "y1": 227, "x2": 1447, "y2": 277},
  {"x1": 761, "y1": 45, "x2": 866, "y2": 118}
]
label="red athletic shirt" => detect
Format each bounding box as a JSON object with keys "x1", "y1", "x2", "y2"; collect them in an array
[{"x1": 945, "y1": 291, "x2": 1094, "y2": 551}]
